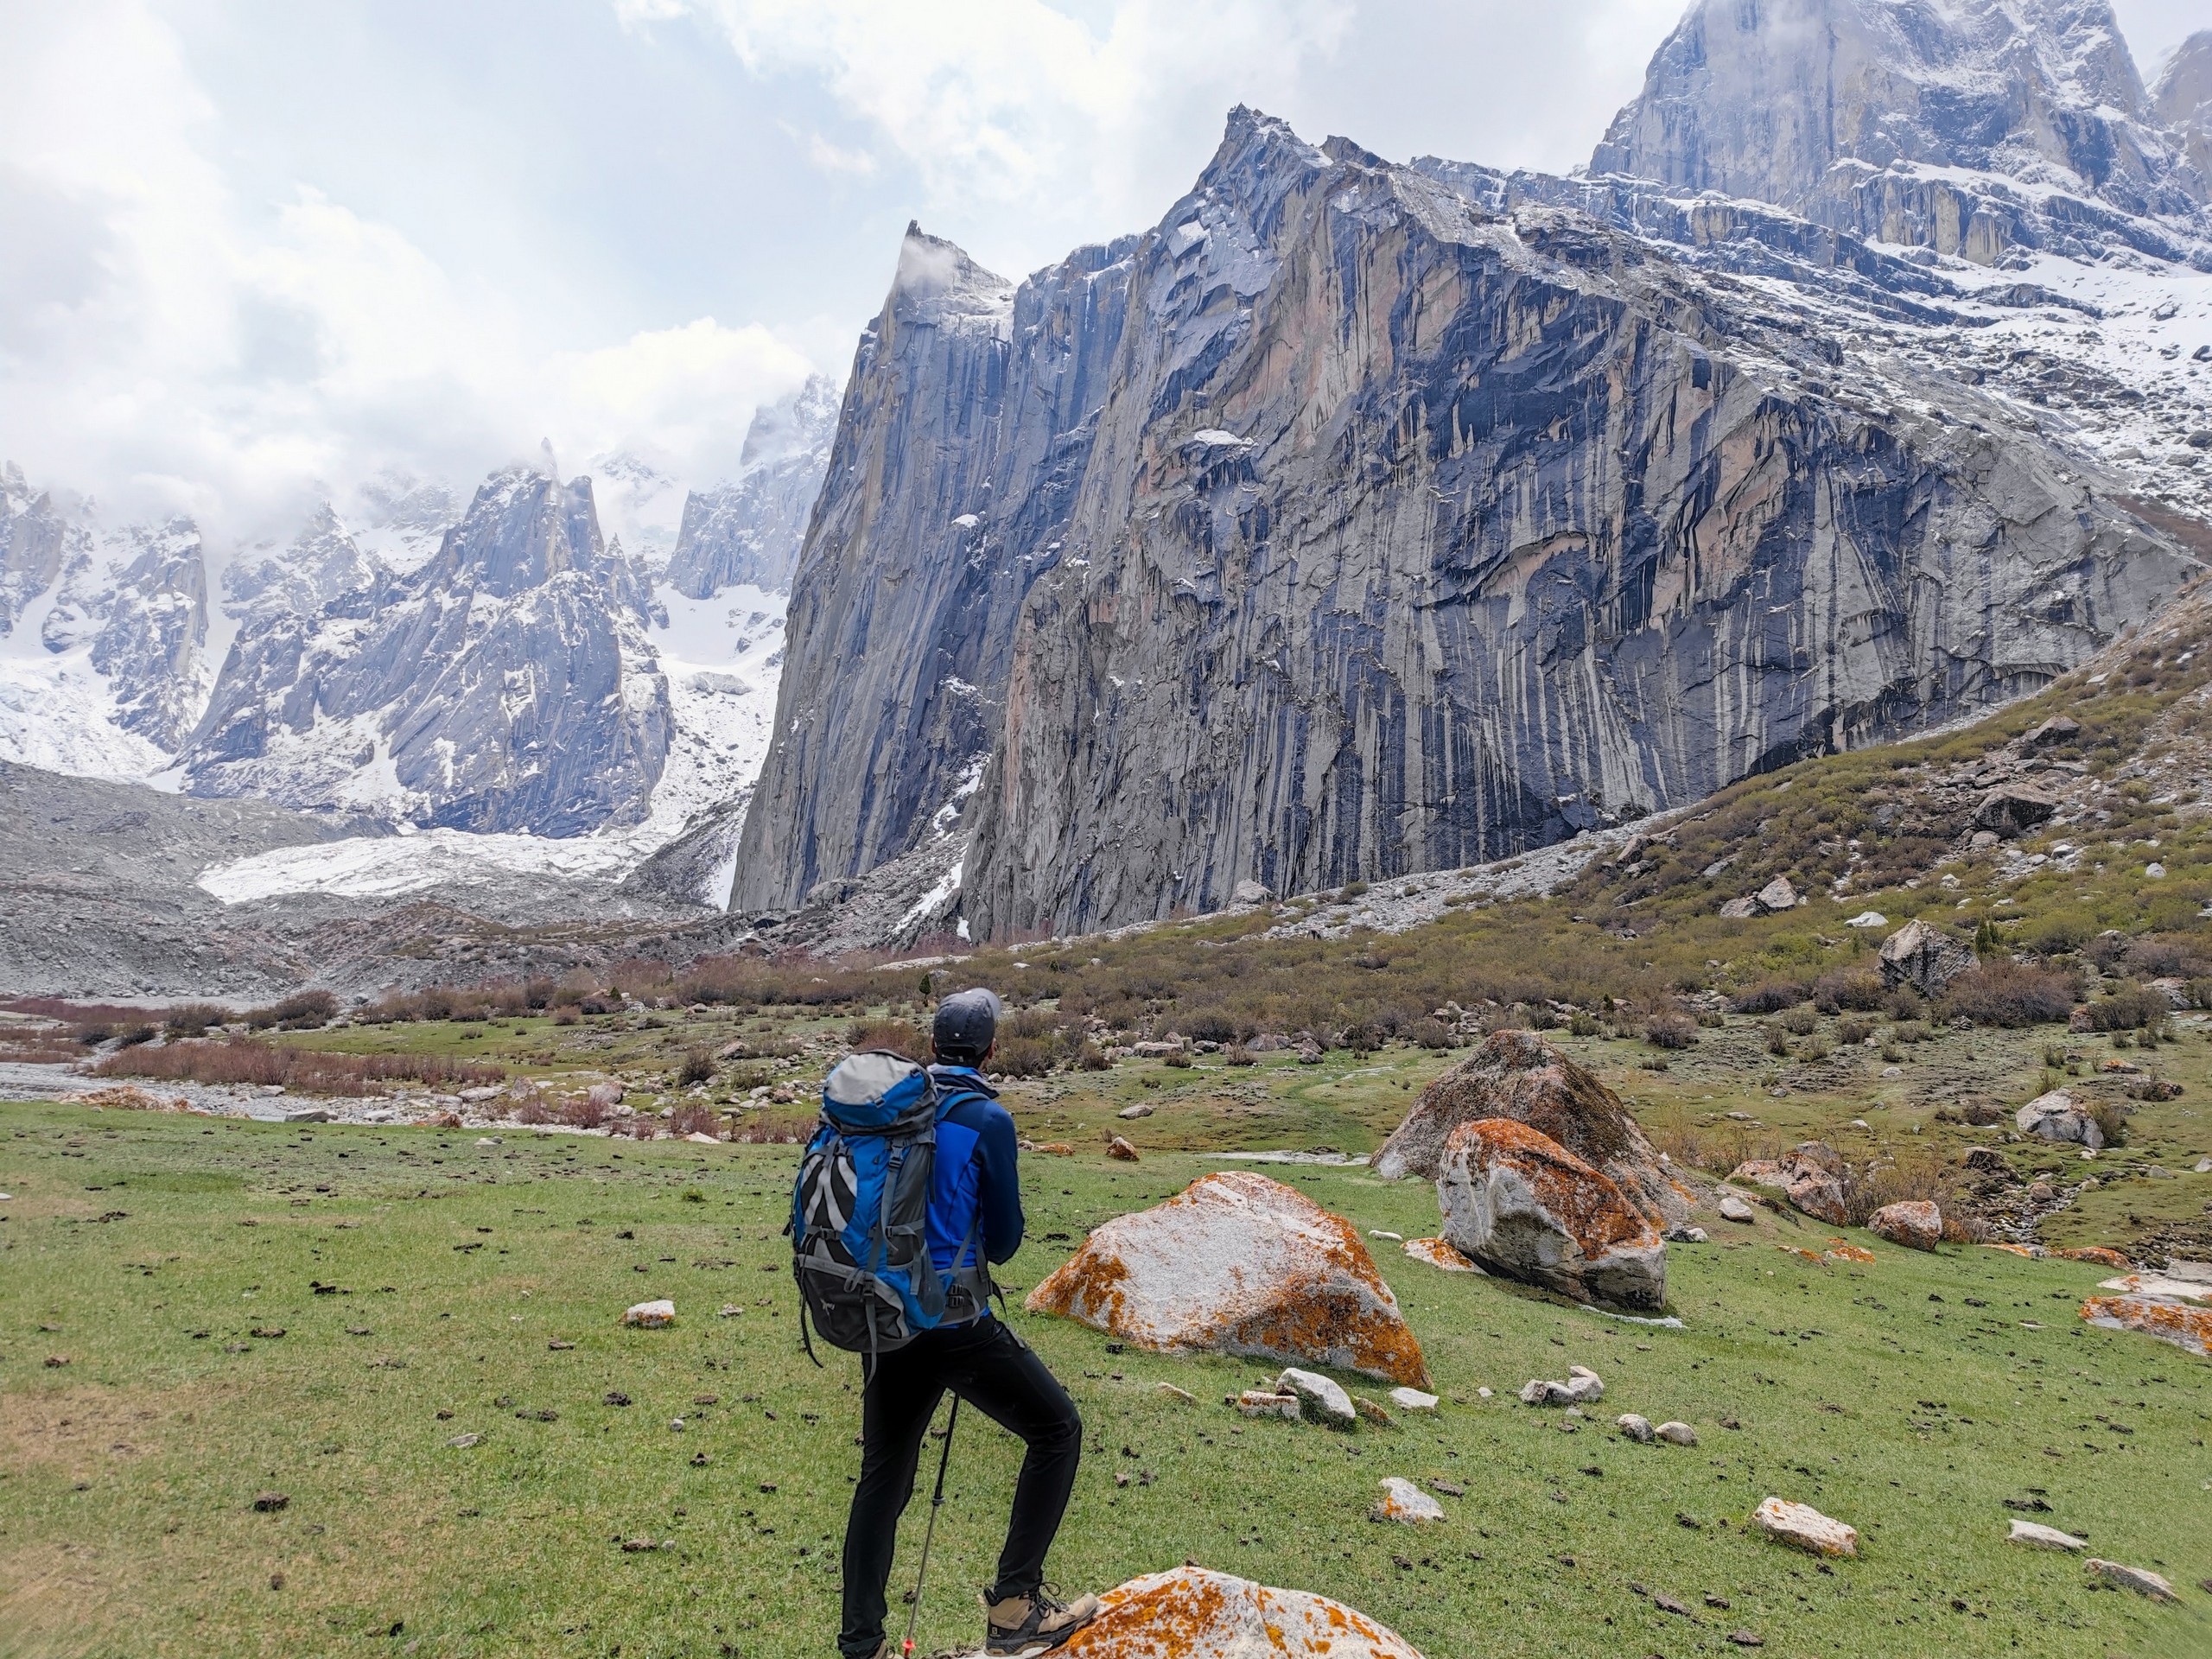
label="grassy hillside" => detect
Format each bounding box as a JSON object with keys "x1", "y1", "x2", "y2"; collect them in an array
[{"x1": 4, "y1": 1102, "x2": 2210, "y2": 1658}]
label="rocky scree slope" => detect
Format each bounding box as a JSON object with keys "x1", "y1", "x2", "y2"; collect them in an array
[
  {"x1": 742, "y1": 105, "x2": 2202, "y2": 943},
  {"x1": 181, "y1": 468, "x2": 672, "y2": 837},
  {"x1": 1590, "y1": 0, "x2": 2210, "y2": 267}
]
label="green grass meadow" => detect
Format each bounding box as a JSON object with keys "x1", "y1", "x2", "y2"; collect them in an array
[{"x1": 4, "y1": 1103, "x2": 2212, "y2": 1657}]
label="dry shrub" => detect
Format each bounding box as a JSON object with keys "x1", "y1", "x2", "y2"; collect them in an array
[
  {"x1": 1836, "y1": 1016, "x2": 1875, "y2": 1045},
  {"x1": 1813, "y1": 968, "x2": 1888, "y2": 1014},
  {"x1": 559, "y1": 1095, "x2": 613, "y2": 1131},
  {"x1": 2075, "y1": 987, "x2": 2173, "y2": 1032},
  {"x1": 2085, "y1": 1097, "x2": 2131, "y2": 1147},
  {"x1": 669, "y1": 1103, "x2": 721, "y2": 1139},
  {"x1": 1076, "y1": 1043, "x2": 1112, "y2": 1071},
  {"x1": 92, "y1": 1039, "x2": 502, "y2": 1097},
  {"x1": 163, "y1": 1003, "x2": 232, "y2": 1037},
  {"x1": 1647, "y1": 1122, "x2": 1785, "y2": 1177},
  {"x1": 514, "y1": 1097, "x2": 555, "y2": 1126},
  {"x1": 1937, "y1": 962, "x2": 2076, "y2": 1027},
  {"x1": 1644, "y1": 1010, "x2": 1699, "y2": 1050},
  {"x1": 728, "y1": 1114, "x2": 812, "y2": 1145},
  {"x1": 1777, "y1": 1006, "x2": 1819, "y2": 1036},
  {"x1": 625, "y1": 1116, "x2": 658, "y2": 1141},
  {"x1": 245, "y1": 990, "x2": 338, "y2": 1030},
  {"x1": 994, "y1": 1036, "x2": 1056, "y2": 1078},
  {"x1": 847, "y1": 1020, "x2": 930, "y2": 1061},
  {"x1": 1223, "y1": 1045, "x2": 1255, "y2": 1066},
  {"x1": 676, "y1": 1050, "x2": 715, "y2": 1087},
  {"x1": 1841, "y1": 1155, "x2": 1955, "y2": 1226},
  {"x1": 1942, "y1": 1213, "x2": 1995, "y2": 1244},
  {"x1": 1732, "y1": 978, "x2": 1811, "y2": 1014}
]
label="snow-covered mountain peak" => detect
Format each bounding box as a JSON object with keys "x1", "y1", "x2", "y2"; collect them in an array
[{"x1": 1590, "y1": 0, "x2": 2208, "y2": 264}]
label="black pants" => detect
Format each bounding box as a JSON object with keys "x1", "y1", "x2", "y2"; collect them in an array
[{"x1": 839, "y1": 1318, "x2": 1082, "y2": 1657}]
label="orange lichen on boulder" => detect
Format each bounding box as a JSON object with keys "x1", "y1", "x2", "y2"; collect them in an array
[
  {"x1": 2082, "y1": 1294, "x2": 2212, "y2": 1357},
  {"x1": 1024, "y1": 1171, "x2": 1428, "y2": 1386},
  {"x1": 1402, "y1": 1236, "x2": 1482, "y2": 1273},
  {"x1": 2057, "y1": 1246, "x2": 2133, "y2": 1269},
  {"x1": 1437, "y1": 1117, "x2": 1668, "y2": 1309},
  {"x1": 1376, "y1": 1029, "x2": 1687, "y2": 1225},
  {"x1": 1048, "y1": 1566, "x2": 1424, "y2": 1658}
]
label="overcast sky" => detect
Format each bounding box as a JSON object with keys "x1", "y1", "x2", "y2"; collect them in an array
[{"x1": 2, "y1": 0, "x2": 2205, "y2": 540}]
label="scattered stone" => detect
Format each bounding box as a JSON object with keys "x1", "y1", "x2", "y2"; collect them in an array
[
  {"x1": 283, "y1": 1109, "x2": 332, "y2": 1125},
  {"x1": 2021, "y1": 715, "x2": 2081, "y2": 748},
  {"x1": 2008, "y1": 1519, "x2": 2087, "y2": 1551},
  {"x1": 249, "y1": 1327, "x2": 285, "y2": 1339},
  {"x1": 1117, "y1": 1103, "x2": 1154, "y2": 1120},
  {"x1": 1366, "y1": 1229, "x2": 1402, "y2": 1242},
  {"x1": 718, "y1": 1305, "x2": 742, "y2": 1318},
  {"x1": 603, "y1": 1391, "x2": 632, "y2": 1407},
  {"x1": 2081, "y1": 1294, "x2": 2212, "y2": 1357},
  {"x1": 1664, "y1": 1224, "x2": 1708, "y2": 1243},
  {"x1": 1427, "y1": 1477, "x2": 1465, "y2": 1497},
  {"x1": 1868, "y1": 1200, "x2": 1942, "y2": 1251},
  {"x1": 1388, "y1": 1387, "x2": 1439, "y2": 1413},
  {"x1": 251, "y1": 1492, "x2": 289, "y2": 1513},
  {"x1": 1617, "y1": 1414, "x2": 1655, "y2": 1443},
  {"x1": 1277, "y1": 1368, "x2": 1357, "y2": 1428},
  {"x1": 1752, "y1": 1497, "x2": 1857, "y2": 1558},
  {"x1": 447, "y1": 1433, "x2": 483, "y2": 1448},
  {"x1": 1964, "y1": 1147, "x2": 2008, "y2": 1174},
  {"x1": 2086, "y1": 1559, "x2": 2178, "y2": 1602},
  {"x1": 1520, "y1": 1367, "x2": 1604, "y2": 1407},
  {"x1": 1156, "y1": 1383, "x2": 1198, "y2": 1404},
  {"x1": 2017, "y1": 1090, "x2": 2103, "y2": 1150},
  {"x1": 1439, "y1": 1119, "x2": 1668, "y2": 1308},
  {"x1": 1039, "y1": 1566, "x2": 1421, "y2": 1657},
  {"x1": 1656, "y1": 1421, "x2": 1699, "y2": 1446},
  {"x1": 2055, "y1": 1246, "x2": 2131, "y2": 1268},
  {"x1": 1027, "y1": 1171, "x2": 1429, "y2": 1384},
  {"x1": 1106, "y1": 1135, "x2": 1141, "y2": 1161},
  {"x1": 621, "y1": 1300, "x2": 676, "y2": 1328},
  {"x1": 1972, "y1": 784, "x2": 2059, "y2": 840},
  {"x1": 1720, "y1": 876, "x2": 1801, "y2": 919},
  {"x1": 1878, "y1": 918, "x2": 1979, "y2": 996},
  {"x1": 1237, "y1": 1390, "x2": 1300, "y2": 1421},
  {"x1": 1718, "y1": 1194, "x2": 1757, "y2": 1224},
  {"x1": 1376, "y1": 1030, "x2": 1687, "y2": 1226},
  {"x1": 1402, "y1": 1236, "x2": 1482, "y2": 1272},
  {"x1": 1728, "y1": 1143, "x2": 1849, "y2": 1224},
  {"x1": 1371, "y1": 1478, "x2": 1445, "y2": 1523}
]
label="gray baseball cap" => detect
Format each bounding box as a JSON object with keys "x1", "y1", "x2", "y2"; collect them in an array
[{"x1": 932, "y1": 988, "x2": 1003, "y2": 1061}]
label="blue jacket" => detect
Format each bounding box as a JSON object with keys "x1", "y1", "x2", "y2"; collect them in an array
[{"x1": 925, "y1": 1066, "x2": 1024, "y2": 1305}]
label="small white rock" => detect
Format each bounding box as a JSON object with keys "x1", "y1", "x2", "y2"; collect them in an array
[
  {"x1": 1476, "y1": 1387, "x2": 1494, "y2": 1401},
  {"x1": 1116, "y1": 1103, "x2": 1154, "y2": 1120},
  {"x1": 1753, "y1": 1497, "x2": 1858, "y2": 1558},
  {"x1": 1719, "y1": 1195, "x2": 1757, "y2": 1224},
  {"x1": 2008, "y1": 1519, "x2": 2087, "y2": 1551},
  {"x1": 2087, "y1": 1558, "x2": 2177, "y2": 1601},
  {"x1": 1387, "y1": 1387, "x2": 1439, "y2": 1413},
  {"x1": 1370, "y1": 1477, "x2": 1446, "y2": 1523},
  {"x1": 1156, "y1": 1383, "x2": 1198, "y2": 1404},
  {"x1": 447, "y1": 1433, "x2": 483, "y2": 1448},
  {"x1": 621, "y1": 1300, "x2": 676, "y2": 1328},
  {"x1": 1656, "y1": 1421, "x2": 1698, "y2": 1446},
  {"x1": 1236, "y1": 1389, "x2": 1300, "y2": 1420},
  {"x1": 1616, "y1": 1413, "x2": 1655, "y2": 1443},
  {"x1": 1276, "y1": 1367, "x2": 1357, "y2": 1427},
  {"x1": 1367, "y1": 1229, "x2": 1403, "y2": 1242}
]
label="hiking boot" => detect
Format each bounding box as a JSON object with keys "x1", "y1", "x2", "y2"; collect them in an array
[{"x1": 983, "y1": 1585, "x2": 1100, "y2": 1655}]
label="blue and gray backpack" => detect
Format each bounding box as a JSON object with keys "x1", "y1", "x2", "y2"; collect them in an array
[{"x1": 790, "y1": 1051, "x2": 984, "y2": 1363}]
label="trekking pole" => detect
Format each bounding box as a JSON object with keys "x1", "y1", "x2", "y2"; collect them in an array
[{"x1": 900, "y1": 1395, "x2": 962, "y2": 1659}]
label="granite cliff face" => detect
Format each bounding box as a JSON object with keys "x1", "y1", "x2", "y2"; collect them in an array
[
  {"x1": 666, "y1": 376, "x2": 841, "y2": 598},
  {"x1": 741, "y1": 96, "x2": 2207, "y2": 939},
  {"x1": 0, "y1": 464, "x2": 86, "y2": 636},
  {"x1": 182, "y1": 469, "x2": 672, "y2": 836},
  {"x1": 2160, "y1": 31, "x2": 2212, "y2": 194},
  {"x1": 1590, "y1": 0, "x2": 2209, "y2": 264},
  {"x1": 728, "y1": 225, "x2": 1137, "y2": 909}
]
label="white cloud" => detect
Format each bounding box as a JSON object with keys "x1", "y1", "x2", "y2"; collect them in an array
[
  {"x1": 652, "y1": 0, "x2": 1352, "y2": 230},
  {"x1": 0, "y1": 0, "x2": 812, "y2": 543}
]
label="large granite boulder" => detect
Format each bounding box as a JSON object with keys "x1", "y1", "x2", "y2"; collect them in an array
[
  {"x1": 1026, "y1": 1171, "x2": 1428, "y2": 1385},
  {"x1": 2018, "y1": 1090, "x2": 2104, "y2": 1150},
  {"x1": 1973, "y1": 784, "x2": 2059, "y2": 839},
  {"x1": 1027, "y1": 1567, "x2": 1424, "y2": 1658},
  {"x1": 1437, "y1": 1117, "x2": 1668, "y2": 1309},
  {"x1": 1878, "y1": 918, "x2": 1978, "y2": 997},
  {"x1": 1376, "y1": 1029, "x2": 1687, "y2": 1227},
  {"x1": 1729, "y1": 1141, "x2": 1851, "y2": 1224}
]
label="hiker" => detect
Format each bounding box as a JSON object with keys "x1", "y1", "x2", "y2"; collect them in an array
[{"x1": 836, "y1": 988, "x2": 1097, "y2": 1659}]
